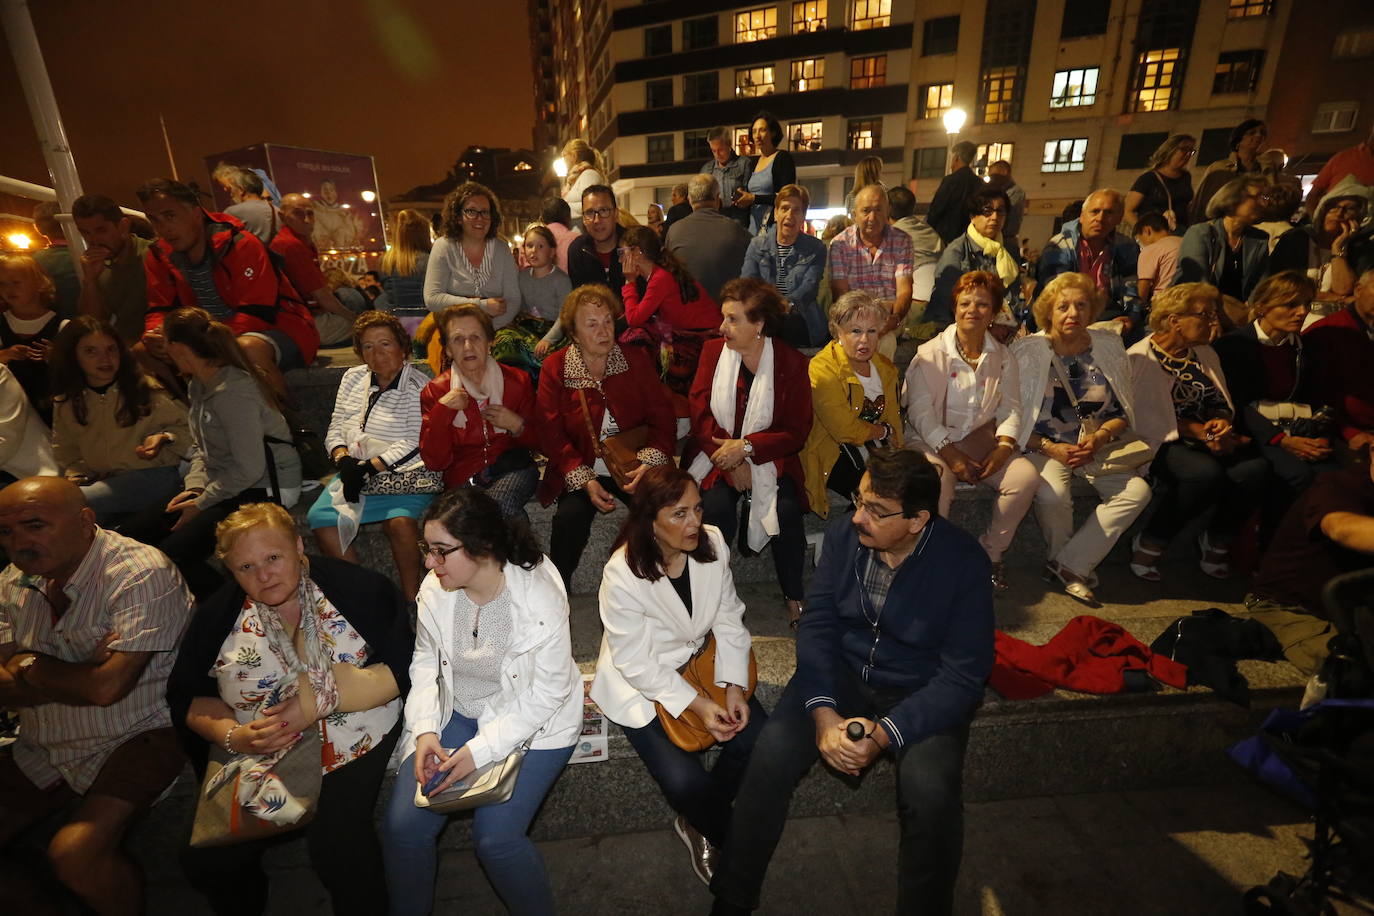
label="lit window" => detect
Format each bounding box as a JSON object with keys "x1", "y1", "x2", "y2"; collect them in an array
[
  {"x1": 851, "y1": 0, "x2": 891, "y2": 30},
  {"x1": 1042, "y1": 138, "x2": 1088, "y2": 173},
  {"x1": 647, "y1": 135, "x2": 675, "y2": 164},
  {"x1": 790, "y1": 58, "x2": 825, "y2": 91},
  {"x1": 847, "y1": 118, "x2": 882, "y2": 150},
  {"x1": 1313, "y1": 101, "x2": 1359, "y2": 134},
  {"x1": 735, "y1": 7, "x2": 778, "y2": 42},
  {"x1": 1050, "y1": 67, "x2": 1099, "y2": 108},
  {"x1": 1227, "y1": 0, "x2": 1272, "y2": 17},
  {"x1": 1213, "y1": 50, "x2": 1264, "y2": 95},
  {"x1": 981, "y1": 66, "x2": 1018, "y2": 124},
  {"x1": 736, "y1": 66, "x2": 776, "y2": 97},
  {"x1": 850, "y1": 54, "x2": 887, "y2": 89},
  {"x1": 1131, "y1": 48, "x2": 1181, "y2": 112},
  {"x1": 975, "y1": 142, "x2": 1014, "y2": 177},
  {"x1": 918, "y1": 83, "x2": 954, "y2": 120},
  {"x1": 787, "y1": 121, "x2": 824, "y2": 151},
  {"x1": 792, "y1": 0, "x2": 827, "y2": 32},
  {"x1": 734, "y1": 126, "x2": 755, "y2": 155},
  {"x1": 1333, "y1": 28, "x2": 1374, "y2": 60}
]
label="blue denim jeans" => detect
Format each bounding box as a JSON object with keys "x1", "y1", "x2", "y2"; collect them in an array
[
  {"x1": 381, "y1": 711, "x2": 573, "y2": 916},
  {"x1": 82, "y1": 464, "x2": 182, "y2": 523}
]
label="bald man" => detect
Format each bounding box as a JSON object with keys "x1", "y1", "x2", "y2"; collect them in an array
[
  {"x1": 271, "y1": 193, "x2": 361, "y2": 347},
  {"x1": 1037, "y1": 188, "x2": 1142, "y2": 337},
  {"x1": 0, "y1": 477, "x2": 193, "y2": 916},
  {"x1": 829, "y1": 184, "x2": 914, "y2": 358}
]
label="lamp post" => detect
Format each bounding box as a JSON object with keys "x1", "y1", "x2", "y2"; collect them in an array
[{"x1": 942, "y1": 107, "x2": 967, "y2": 173}]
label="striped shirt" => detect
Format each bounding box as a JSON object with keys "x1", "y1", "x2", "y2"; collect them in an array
[
  {"x1": 326, "y1": 362, "x2": 427, "y2": 472},
  {"x1": 775, "y1": 243, "x2": 794, "y2": 296},
  {"x1": 0, "y1": 528, "x2": 194, "y2": 793},
  {"x1": 171, "y1": 251, "x2": 232, "y2": 321}
]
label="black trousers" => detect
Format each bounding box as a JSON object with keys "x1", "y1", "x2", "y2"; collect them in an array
[
  {"x1": 701, "y1": 475, "x2": 806, "y2": 600},
  {"x1": 124, "y1": 487, "x2": 273, "y2": 600},
  {"x1": 548, "y1": 475, "x2": 630, "y2": 590},
  {"x1": 1143, "y1": 441, "x2": 1270, "y2": 543},
  {"x1": 826, "y1": 447, "x2": 867, "y2": 501},
  {"x1": 180, "y1": 723, "x2": 399, "y2": 916},
  {"x1": 711, "y1": 665, "x2": 970, "y2": 915}
]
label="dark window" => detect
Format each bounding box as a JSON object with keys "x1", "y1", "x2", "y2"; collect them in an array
[
  {"x1": 850, "y1": 54, "x2": 887, "y2": 88},
  {"x1": 644, "y1": 25, "x2": 672, "y2": 57},
  {"x1": 684, "y1": 72, "x2": 719, "y2": 104},
  {"x1": 800, "y1": 177, "x2": 829, "y2": 208},
  {"x1": 922, "y1": 16, "x2": 959, "y2": 56},
  {"x1": 1061, "y1": 0, "x2": 1109, "y2": 38},
  {"x1": 684, "y1": 129, "x2": 712, "y2": 161},
  {"x1": 1213, "y1": 49, "x2": 1264, "y2": 94},
  {"x1": 646, "y1": 78, "x2": 673, "y2": 109},
  {"x1": 1116, "y1": 131, "x2": 1169, "y2": 170},
  {"x1": 847, "y1": 118, "x2": 882, "y2": 150},
  {"x1": 914, "y1": 147, "x2": 946, "y2": 179},
  {"x1": 1197, "y1": 127, "x2": 1233, "y2": 166},
  {"x1": 647, "y1": 134, "x2": 675, "y2": 163},
  {"x1": 683, "y1": 16, "x2": 719, "y2": 50}
]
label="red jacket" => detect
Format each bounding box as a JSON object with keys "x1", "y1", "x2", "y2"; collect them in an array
[
  {"x1": 622, "y1": 269, "x2": 721, "y2": 332},
  {"x1": 989, "y1": 616, "x2": 1188, "y2": 700},
  {"x1": 686, "y1": 336, "x2": 812, "y2": 508},
  {"x1": 1303, "y1": 306, "x2": 1374, "y2": 442},
  {"x1": 535, "y1": 343, "x2": 677, "y2": 505},
  {"x1": 144, "y1": 212, "x2": 320, "y2": 365},
  {"x1": 419, "y1": 366, "x2": 539, "y2": 488}
]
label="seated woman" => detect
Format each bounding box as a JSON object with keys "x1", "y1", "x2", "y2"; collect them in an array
[
  {"x1": 169, "y1": 502, "x2": 412, "y2": 916},
  {"x1": 0, "y1": 252, "x2": 68, "y2": 424},
  {"x1": 591, "y1": 465, "x2": 767, "y2": 886},
  {"x1": 905, "y1": 272, "x2": 1039, "y2": 590},
  {"x1": 687, "y1": 277, "x2": 813, "y2": 627},
  {"x1": 378, "y1": 208, "x2": 433, "y2": 327},
  {"x1": 1010, "y1": 273, "x2": 1154, "y2": 605},
  {"x1": 1127, "y1": 283, "x2": 1270, "y2": 580},
  {"x1": 516, "y1": 224, "x2": 572, "y2": 362},
  {"x1": 801, "y1": 290, "x2": 903, "y2": 514},
  {"x1": 619, "y1": 224, "x2": 721, "y2": 403},
  {"x1": 381, "y1": 487, "x2": 581, "y2": 916},
  {"x1": 1269, "y1": 178, "x2": 1364, "y2": 317},
  {"x1": 536, "y1": 284, "x2": 677, "y2": 589},
  {"x1": 929, "y1": 188, "x2": 1026, "y2": 328},
  {"x1": 50, "y1": 316, "x2": 189, "y2": 524},
  {"x1": 308, "y1": 312, "x2": 434, "y2": 599},
  {"x1": 1214, "y1": 270, "x2": 1337, "y2": 519},
  {"x1": 1175, "y1": 176, "x2": 1271, "y2": 302},
  {"x1": 741, "y1": 183, "x2": 828, "y2": 346},
  {"x1": 419, "y1": 304, "x2": 540, "y2": 519},
  {"x1": 130, "y1": 307, "x2": 302, "y2": 598}
]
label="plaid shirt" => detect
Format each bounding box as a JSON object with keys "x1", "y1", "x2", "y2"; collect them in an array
[
  {"x1": 860, "y1": 550, "x2": 899, "y2": 618},
  {"x1": 1036, "y1": 219, "x2": 1141, "y2": 326},
  {"x1": 828, "y1": 225, "x2": 913, "y2": 300},
  {"x1": 0, "y1": 528, "x2": 193, "y2": 793}
]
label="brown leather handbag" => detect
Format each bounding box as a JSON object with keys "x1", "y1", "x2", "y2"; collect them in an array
[
  {"x1": 655, "y1": 634, "x2": 759, "y2": 752},
  {"x1": 576, "y1": 387, "x2": 649, "y2": 489}
]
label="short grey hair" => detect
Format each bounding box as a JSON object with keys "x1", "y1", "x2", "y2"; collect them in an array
[
  {"x1": 687, "y1": 174, "x2": 720, "y2": 205},
  {"x1": 952, "y1": 141, "x2": 977, "y2": 165},
  {"x1": 212, "y1": 162, "x2": 262, "y2": 196},
  {"x1": 828, "y1": 290, "x2": 890, "y2": 338},
  {"x1": 1085, "y1": 188, "x2": 1124, "y2": 213},
  {"x1": 706, "y1": 126, "x2": 731, "y2": 144},
  {"x1": 1206, "y1": 176, "x2": 1268, "y2": 220}
]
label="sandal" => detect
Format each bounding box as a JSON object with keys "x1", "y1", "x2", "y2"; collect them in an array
[
  {"x1": 1197, "y1": 531, "x2": 1231, "y2": 579},
  {"x1": 786, "y1": 599, "x2": 803, "y2": 630},
  {"x1": 1129, "y1": 533, "x2": 1164, "y2": 582},
  {"x1": 989, "y1": 562, "x2": 1010, "y2": 593},
  {"x1": 1045, "y1": 560, "x2": 1099, "y2": 607}
]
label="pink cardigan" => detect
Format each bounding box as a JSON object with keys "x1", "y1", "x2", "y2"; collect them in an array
[
  {"x1": 903, "y1": 325, "x2": 1023, "y2": 449},
  {"x1": 1126, "y1": 337, "x2": 1236, "y2": 450}
]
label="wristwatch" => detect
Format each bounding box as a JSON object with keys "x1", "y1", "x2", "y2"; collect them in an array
[
  {"x1": 16, "y1": 654, "x2": 38, "y2": 681},
  {"x1": 741, "y1": 438, "x2": 754, "y2": 457}
]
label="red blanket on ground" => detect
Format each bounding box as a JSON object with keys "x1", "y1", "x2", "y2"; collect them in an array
[{"x1": 990, "y1": 615, "x2": 1189, "y2": 699}]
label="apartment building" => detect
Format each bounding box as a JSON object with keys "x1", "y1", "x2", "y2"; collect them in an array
[
  {"x1": 532, "y1": 0, "x2": 917, "y2": 222},
  {"x1": 904, "y1": 0, "x2": 1293, "y2": 242}
]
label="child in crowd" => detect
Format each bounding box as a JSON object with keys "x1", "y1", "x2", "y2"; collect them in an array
[
  {"x1": 0, "y1": 253, "x2": 68, "y2": 424},
  {"x1": 1133, "y1": 212, "x2": 1183, "y2": 309},
  {"x1": 510, "y1": 224, "x2": 572, "y2": 364}
]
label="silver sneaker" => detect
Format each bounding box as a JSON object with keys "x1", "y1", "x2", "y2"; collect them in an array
[{"x1": 673, "y1": 814, "x2": 717, "y2": 887}]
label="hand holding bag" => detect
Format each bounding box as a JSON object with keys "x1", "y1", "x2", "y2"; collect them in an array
[
  {"x1": 190, "y1": 725, "x2": 322, "y2": 848},
  {"x1": 1050, "y1": 356, "x2": 1153, "y2": 475},
  {"x1": 412, "y1": 743, "x2": 529, "y2": 814},
  {"x1": 655, "y1": 634, "x2": 760, "y2": 752},
  {"x1": 576, "y1": 387, "x2": 650, "y2": 490}
]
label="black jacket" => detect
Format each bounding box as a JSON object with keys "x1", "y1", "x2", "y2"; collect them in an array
[
  {"x1": 567, "y1": 228, "x2": 626, "y2": 300},
  {"x1": 927, "y1": 167, "x2": 984, "y2": 246},
  {"x1": 165, "y1": 555, "x2": 415, "y2": 776},
  {"x1": 1213, "y1": 323, "x2": 1325, "y2": 444}
]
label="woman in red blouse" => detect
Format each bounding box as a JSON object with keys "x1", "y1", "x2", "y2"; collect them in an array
[
  {"x1": 619, "y1": 225, "x2": 721, "y2": 405},
  {"x1": 686, "y1": 277, "x2": 813, "y2": 626},
  {"x1": 536, "y1": 284, "x2": 678, "y2": 588},
  {"x1": 419, "y1": 304, "x2": 540, "y2": 518}
]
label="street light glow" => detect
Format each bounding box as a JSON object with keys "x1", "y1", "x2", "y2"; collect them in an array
[
  {"x1": 943, "y1": 108, "x2": 967, "y2": 134},
  {"x1": 553, "y1": 158, "x2": 568, "y2": 178},
  {"x1": 6, "y1": 233, "x2": 32, "y2": 249},
  {"x1": 361, "y1": 190, "x2": 376, "y2": 202}
]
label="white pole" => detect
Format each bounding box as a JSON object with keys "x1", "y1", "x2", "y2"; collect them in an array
[{"x1": 1, "y1": 0, "x2": 86, "y2": 260}]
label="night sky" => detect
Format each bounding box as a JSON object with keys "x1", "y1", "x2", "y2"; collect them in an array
[{"x1": 0, "y1": 0, "x2": 534, "y2": 209}]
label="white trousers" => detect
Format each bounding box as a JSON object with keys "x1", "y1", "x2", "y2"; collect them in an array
[{"x1": 1025, "y1": 453, "x2": 1152, "y2": 578}]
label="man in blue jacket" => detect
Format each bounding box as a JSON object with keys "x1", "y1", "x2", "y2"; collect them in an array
[
  {"x1": 710, "y1": 449, "x2": 995, "y2": 915},
  {"x1": 1036, "y1": 189, "x2": 1142, "y2": 337}
]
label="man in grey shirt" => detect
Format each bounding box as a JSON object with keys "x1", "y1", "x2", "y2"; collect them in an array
[
  {"x1": 701, "y1": 127, "x2": 753, "y2": 231},
  {"x1": 665, "y1": 174, "x2": 752, "y2": 304},
  {"x1": 211, "y1": 163, "x2": 277, "y2": 244}
]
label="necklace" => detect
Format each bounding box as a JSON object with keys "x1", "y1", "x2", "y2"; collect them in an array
[
  {"x1": 953, "y1": 333, "x2": 983, "y2": 367},
  {"x1": 1148, "y1": 337, "x2": 1193, "y2": 372}
]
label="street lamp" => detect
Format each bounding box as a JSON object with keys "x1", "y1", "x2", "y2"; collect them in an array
[
  {"x1": 553, "y1": 157, "x2": 568, "y2": 179},
  {"x1": 942, "y1": 107, "x2": 967, "y2": 135}
]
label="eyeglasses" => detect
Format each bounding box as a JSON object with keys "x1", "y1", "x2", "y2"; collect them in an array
[
  {"x1": 462, "y1": 208, "x2": 491, "y2": 220},
  {"x1": 1183, "y1": 309, "x2": 1218, "y2": 322},
  {"x1": 417, "y1": 540, "x2": 464, "y2": 562},
  {"x1": 584, "y1": 207, "x2": 615, "y2": 221},
  {"x1": 851, "y1": 492, "x2": 904, "y2": 520},
  {"x1": 976, "y1": 207, "x2": 1007, "y2": 217}
]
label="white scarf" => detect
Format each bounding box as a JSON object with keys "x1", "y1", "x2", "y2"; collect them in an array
[
  {"x1": 687, "y1": 338, "x2": 779, "y2": 552},
  {"x1": 450, "y1": 356, "x2": 508, "y2": 430}
]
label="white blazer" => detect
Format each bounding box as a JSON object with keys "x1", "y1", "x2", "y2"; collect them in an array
[
  {"x1": 400, "y1": 557, "x2": 582, "y2": 770},
  {"x1": 591, "y1": 526, "x2": 753, "y2": 729},
  {"x1": 903, "y1": 324, "x2": 1024, "y2": 449}
]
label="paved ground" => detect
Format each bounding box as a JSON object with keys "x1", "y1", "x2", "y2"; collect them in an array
[{"x1": 140, "y1": 781, "x2": 1368, "y2": 915}]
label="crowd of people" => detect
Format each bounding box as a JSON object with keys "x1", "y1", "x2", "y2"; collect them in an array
[{"x1": 0, "y1": 112, "x2": 1373, "y2": 916}]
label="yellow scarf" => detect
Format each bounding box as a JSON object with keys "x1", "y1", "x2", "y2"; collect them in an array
[{"x1": 966, "y1": 223, "x2": 1021, "y2": 290}]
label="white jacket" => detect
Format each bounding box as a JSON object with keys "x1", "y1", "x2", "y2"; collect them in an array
[
  {"x1": 1009, "y1": 329, "x2": 1140, "y2": 450},
  {"x1": 591, "y1": 527, "x2": 753, "y2": 729},
  {"x1": 0, "y1": 364, "x2": 56, "y2": 479},
  {"x1": 400, "y1": 557, "x2": 582, "y2": 770}
]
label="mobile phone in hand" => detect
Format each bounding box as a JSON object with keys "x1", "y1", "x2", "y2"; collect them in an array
[{"x1": 423, "y1": 767, "x2": 448, "y2": 796}]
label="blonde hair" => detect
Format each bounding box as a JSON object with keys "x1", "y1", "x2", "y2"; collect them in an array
[
  {"x1": 562, "y1": 139, "x2": 606, "y2": 180},
  {"x1": 380, "y1": 209, "x2": 432, "y2": 277},
  {"x1": 1247, "y1": 270, "x2": 1316, "y2": 322},
  {"x1": 215, "y1": 502, "x2": 297, "y2": 559},
  {"x1": 1148, "y1": 282, "x2": 1220, "y2": 332},
  {"x1": 0, "y1": 254, "x2": 57, "y2": 308},
  {"x1": 828, "y1": 290, "x2": 889, "y2": 339},
  {"x1": 852, "y1": 156, "x2": 884, "y2": 192},
  {"x1": 1033, "y1": 272, "x2": 1104, "y2": 331}
]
